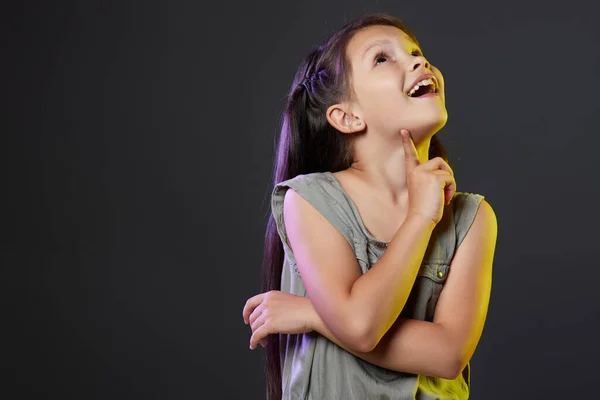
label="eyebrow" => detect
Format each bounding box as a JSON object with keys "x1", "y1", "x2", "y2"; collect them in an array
[
  {"x1": 361, "y1": 39, "x2": 392, "y2": 61},
  {"x1": 360, "y1": 38, "x2": 421, "y2": 61}
]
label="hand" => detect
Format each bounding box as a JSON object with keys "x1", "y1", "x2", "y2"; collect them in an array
[
  {"x1": 242, "y1": 290, "x2": 315, "y2": 350},
  {"x1": 401, "y1": 129, "x2": 456, "y2": 226}
]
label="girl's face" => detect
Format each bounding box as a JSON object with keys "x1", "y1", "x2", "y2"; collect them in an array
[{"x1": 345, "y1": 25, "x2": 447, "y2": 139}]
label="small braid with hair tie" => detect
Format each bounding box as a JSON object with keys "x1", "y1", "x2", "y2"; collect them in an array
[{"x1": 298, "y1": 68, "x2": 328, "y2": 92}]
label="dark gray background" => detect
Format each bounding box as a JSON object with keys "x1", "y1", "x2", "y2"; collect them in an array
[{"x1": 4, "y1": 0, "x2": 600, "y2": 399}]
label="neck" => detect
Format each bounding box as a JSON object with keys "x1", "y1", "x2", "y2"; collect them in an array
[{"x1": 348, "y1": 132, "x2": 432, "y2": 205}]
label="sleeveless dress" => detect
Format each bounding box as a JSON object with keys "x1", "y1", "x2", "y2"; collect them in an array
[{"x1": 271, "y1": 171, "x2": 485, "y2": 400}]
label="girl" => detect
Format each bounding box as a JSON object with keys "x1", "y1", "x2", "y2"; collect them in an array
[{"x1": 242, "y1": 12, "x2": 497, "y2": 400}]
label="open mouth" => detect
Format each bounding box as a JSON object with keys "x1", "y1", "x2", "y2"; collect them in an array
[{"x1": 407, "y1": 77, "x2": 438, "y2": 97}]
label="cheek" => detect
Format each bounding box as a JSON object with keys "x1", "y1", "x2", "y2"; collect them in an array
[
  {"x1": 359, "y1": 78, "x2": 408, "y2": 113},
  {"x1": 431, "y1": 67, "x2": 445, "y2": 88}
]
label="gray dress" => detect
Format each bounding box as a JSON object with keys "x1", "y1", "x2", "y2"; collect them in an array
[{"x1": 271, "y1": 171, "x2": 485, "y2": 400}]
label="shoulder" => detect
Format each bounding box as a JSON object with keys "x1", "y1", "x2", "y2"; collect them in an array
[
  {"x1": 477, "y1": 198, "x2": 496, "y2": 223},
  {"x1": 455, "y1": 192, "x2": 496, "y2": 227},
  {"x1": 282, "y1": 178, "x2": 337, "y2": 230},
  {"x1": 451, "y1": 191, "x2": 490, "y2": 220},
  {"x1": 278, "y1": 172, "x2": 356, "y2": 249},
  {"x1": 451, "y1": 192, "x2": 497, "y2": 249},
  {"x1": 451, "y1": 191, "x2": 485, "y2": 210},
  {"x1": 273, "y1": 171, "x2": 344, "y2": 220},
  {"x1": 475, "y1": 196, "x2": 497, "y2": 234},
  {"x1": 282, "y1": 179, "x2": 356, "y2": 257},
  {"x1": 276, "y1": 172, "x2": 331, "y2": 191},
  {"x1": 282, "y1": 186, "x2": 307, "y2": 214},
  {"x1": 457, "y1": 193, "x2": 497, "y2": 247},
  {"x1": 271, "y1": 172, "x2": 329, "y2": 212},
  {"x1": 470, "y1": 198, "x2": 497, "y2": 237}
]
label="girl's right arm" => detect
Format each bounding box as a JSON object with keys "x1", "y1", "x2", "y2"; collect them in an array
[
  {"x1": 284, "y1": 130, "x2": 455, "y2": 353},
  {"x1": 283, "y1": 188, "x2": 435, "y2": 353}
]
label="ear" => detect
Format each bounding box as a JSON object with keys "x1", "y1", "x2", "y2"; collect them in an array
[{"x1": 326, "y1": 102, "x2": 365, "y2": 134}]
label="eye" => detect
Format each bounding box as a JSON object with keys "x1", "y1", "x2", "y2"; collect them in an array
[
  {"x1": 373, "y1": 50, "x2": 390, "y2": 66},
  {"x1": 374, "y1": 49, "x2": 424, "y2": 66}
]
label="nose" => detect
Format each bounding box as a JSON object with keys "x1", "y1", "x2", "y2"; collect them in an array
[{"x1": 409, "y1": 55, "x2": 430, "y2": 71}]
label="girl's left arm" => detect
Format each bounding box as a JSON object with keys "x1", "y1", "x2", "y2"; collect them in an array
[
  {"x1": 245, "y1": 199, "x2": 497, "y2": 380},
  {"x1": 311, "y1": 199, "x2": 497, "y2": 379}
]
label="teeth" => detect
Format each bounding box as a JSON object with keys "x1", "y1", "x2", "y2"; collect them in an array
[{"x1": 408, "y1": 78, "x2": 436, "y2": 96}]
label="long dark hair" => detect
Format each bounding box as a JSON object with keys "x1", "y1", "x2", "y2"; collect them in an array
[{"x1": 260, "y1": 13, "x2": 449, "y2": 399}]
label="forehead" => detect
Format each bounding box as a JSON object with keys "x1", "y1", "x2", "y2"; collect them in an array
[{"x1": 347, "y1": 25, "x2": 417, "y2": 60}]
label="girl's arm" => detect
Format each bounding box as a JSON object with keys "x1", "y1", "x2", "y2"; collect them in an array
[
  {"x1": 245, "y1": 199, "x2": 496, "y2": 380},
  {"x1": 275, "y1": 130, "x2": 454, "y2": 354},
  {"x1": 283, "y1": 188, "x2": 436, "y2": 353},
  {"x1": 311, "y1": 199, "x2": 497, "y2": 379}
]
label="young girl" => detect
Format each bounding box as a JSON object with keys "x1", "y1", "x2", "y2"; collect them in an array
[{"x1": 242, "y1": 13, "x2": 497, "y2": 400}]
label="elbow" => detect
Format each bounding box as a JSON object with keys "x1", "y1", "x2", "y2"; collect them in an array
[
  {"x1": 351, "y1": 331, "x2": 378, "y2": 353},
  {"x1": 440, "y1": 356, "x2": 468, "y2": 380},
  {"x1": 345, "y1": 317, "x2": 379, "y2": 353},
  {"x1": 436, "y1": 328, "x2": 471, "y2": 380},
  {"x1": 337, "y1": 305, "x2": 386, "y2": 353}
]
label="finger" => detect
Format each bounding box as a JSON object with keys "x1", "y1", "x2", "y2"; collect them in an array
[
  {"x1": 429, "y1": 171, "x2": 457, "y2": 205},
  {"x1": 251, "y1": 311, "x2": 267, "y2": 333},
  {"x1": 444, "y1": 187, "x2": 455, "y2": 206},
  {"x1": 429, "y1": 170, "x2": 453, "y2": 184},
  {"x1": 420, "y1": 157, "x2": 453, "y2": 176},
  {"x1": 440, "y1": 174, "x2": 457, "y2": 204},
  {"x1": 242, "y1": 293, "x2": 264, "y2": 324},
  {"x1": 401, "y1": 129, "x2": 420, "y2": 169},
  {"x1": 259, "y1": 337, "x2": 269, "y2": 348},
  {"x1": 250, "y1": 325, "x2": 270, "y2": 350},
  {"x1": 249, "y1": 302, "x2": 265, "y2": 327},
  {"x1": 426, "y1": 170, "x2": 457, "y2": 206},
  {"x1": 445, "y1": 178, "x2": 457, "y2": 205}
]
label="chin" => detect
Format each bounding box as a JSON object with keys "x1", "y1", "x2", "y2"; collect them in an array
[
  {"x1": 431, "y1": 111, "x2": 448, "y2": 133},
  {"x1": 431, "y1": 103, "x2": 449, "y2": 130},
  {"x1": 405, "y1": 111, "x2": 448, "y2": 141}
]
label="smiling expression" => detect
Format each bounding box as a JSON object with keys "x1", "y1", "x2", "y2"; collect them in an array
[{"x1": 345, "y1": 25, "x2": 448, "y2": 138}]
